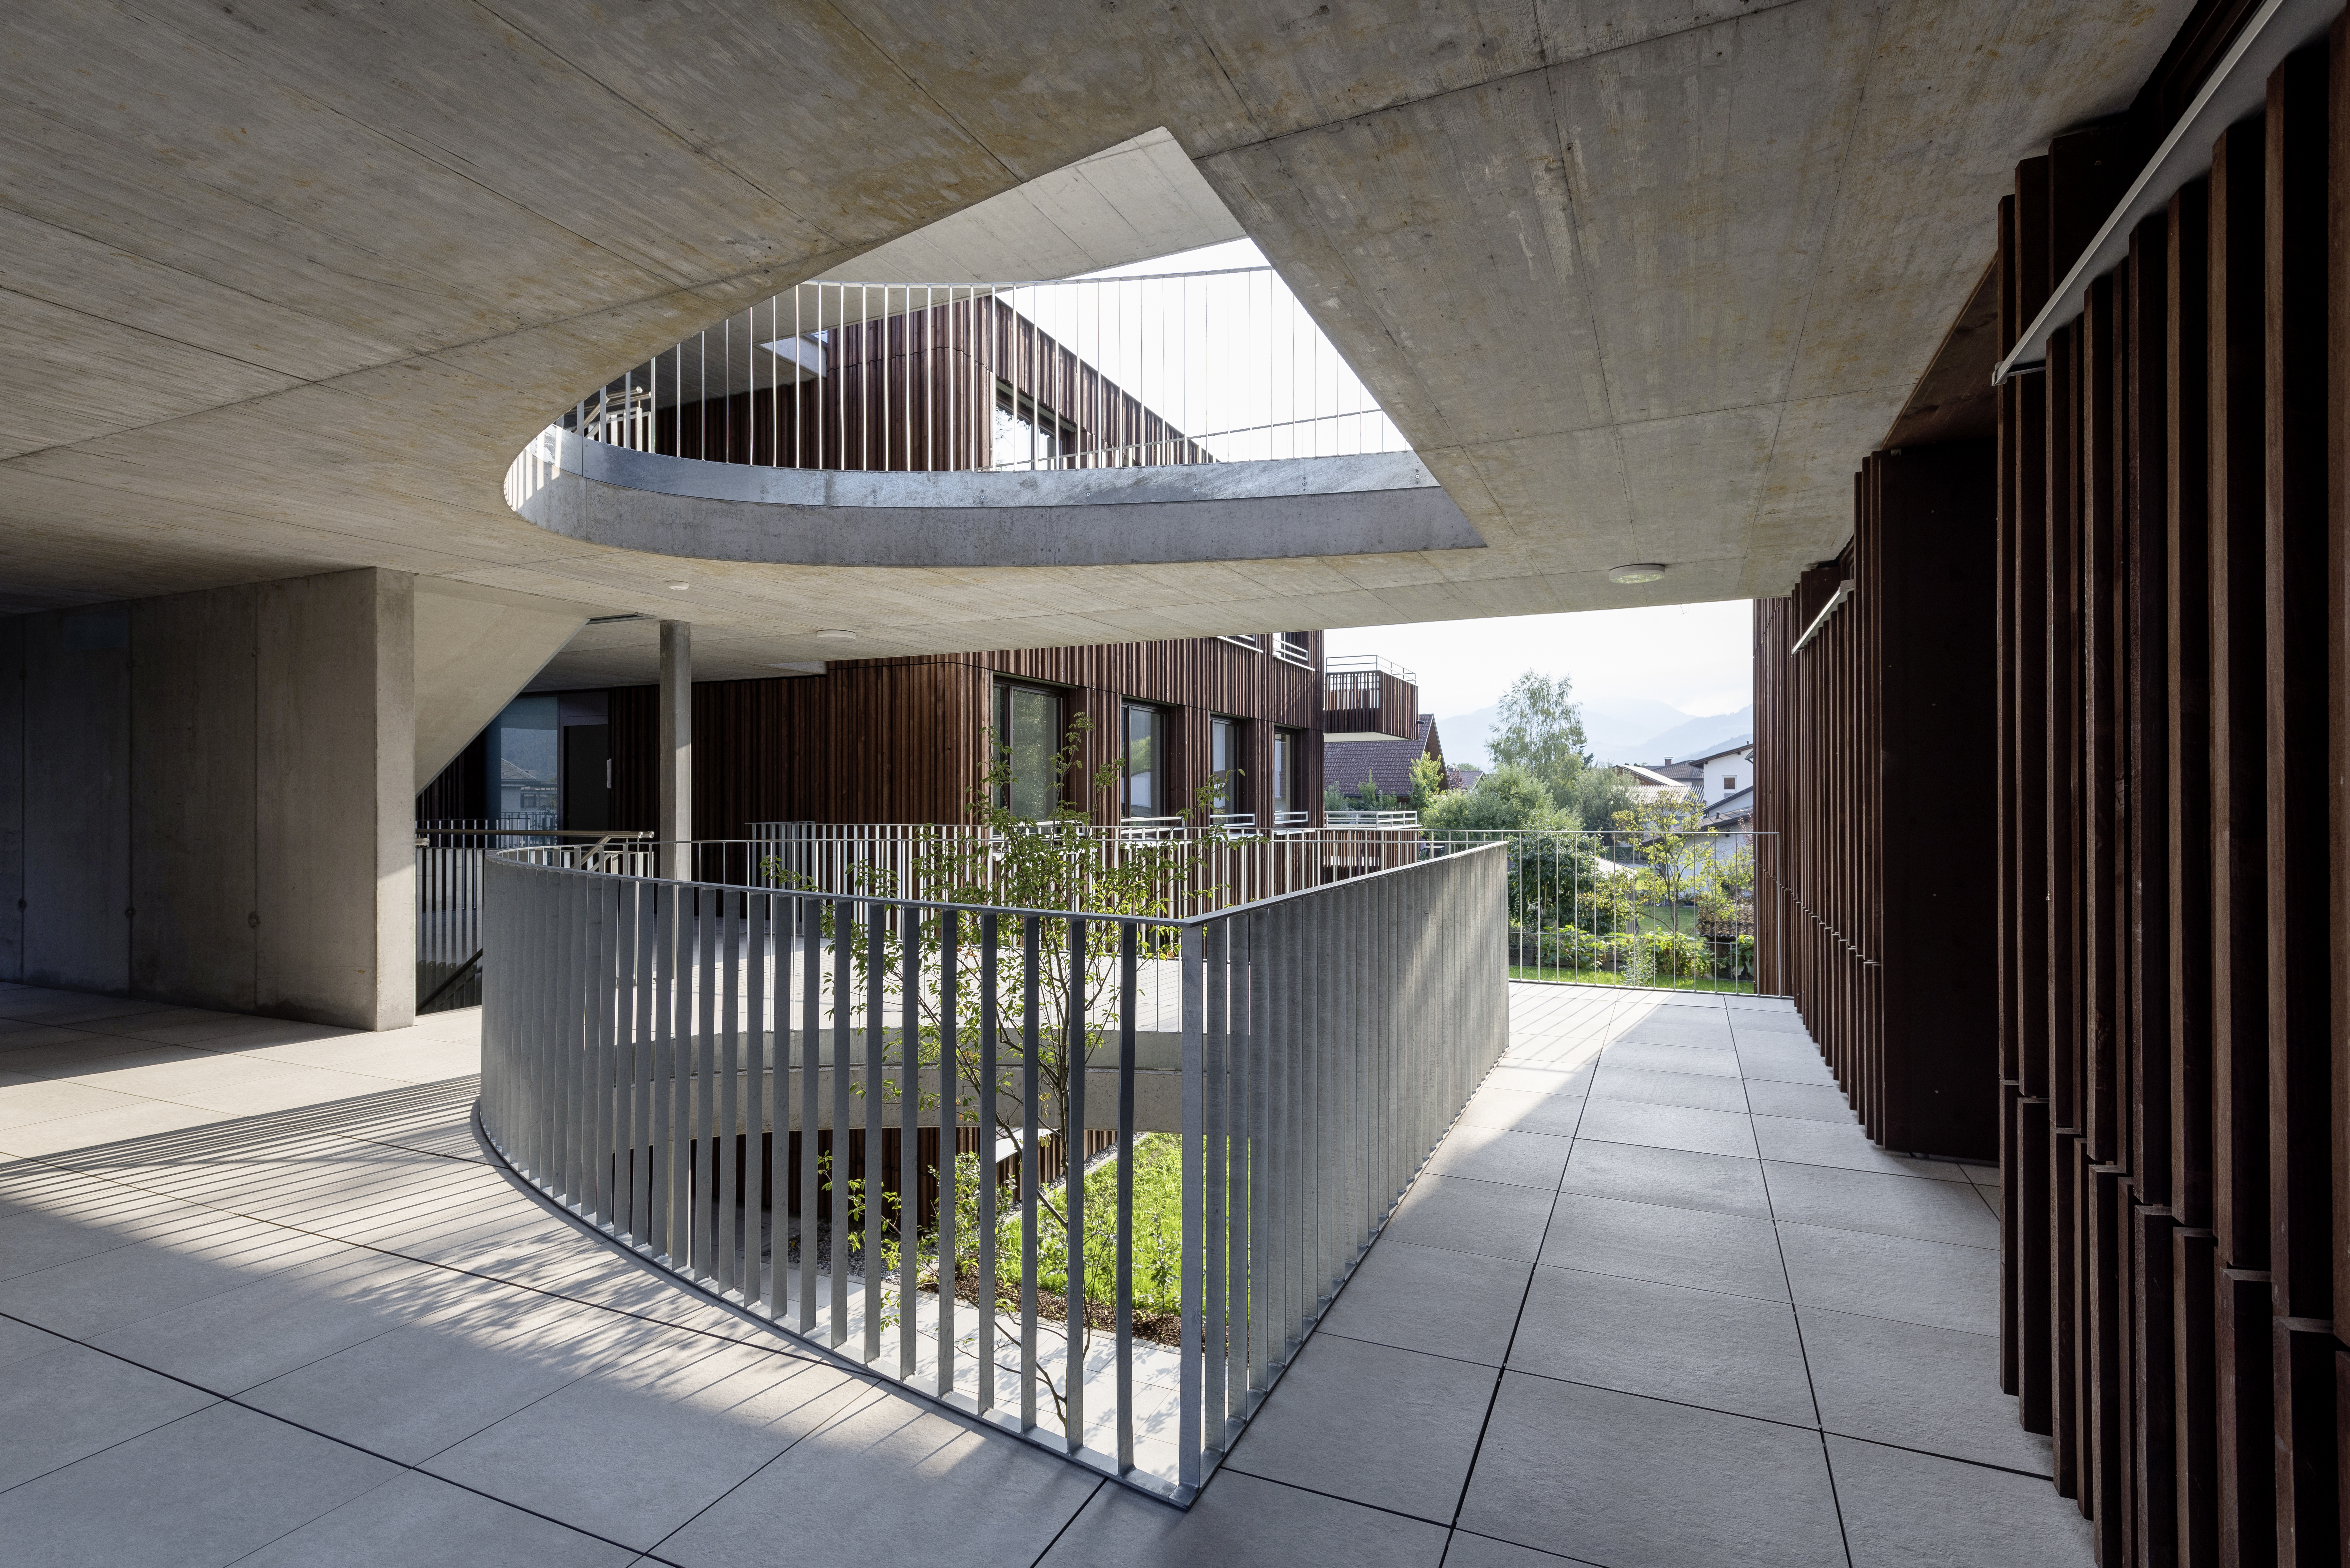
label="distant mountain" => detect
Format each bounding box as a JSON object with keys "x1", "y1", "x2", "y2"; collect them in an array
[
  {"x1": 1637, "y1": 706, "x2": 1754, "y2": 765},
  {"x1": 1432, "y1": 698, "x2": 1751, "y2": 770}
]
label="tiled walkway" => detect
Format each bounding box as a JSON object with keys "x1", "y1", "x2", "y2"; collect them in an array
[{"x1": 0, "y1": 980, "x2": 2088, "y2": 1566}]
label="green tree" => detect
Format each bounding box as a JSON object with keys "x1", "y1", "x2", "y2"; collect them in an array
[
  {"x1": 1406, "y1": 753, "x2": 1445, "y2": 812},
  {"x1": 1563, "y1": 764, "x2": 1635, "y2": 831},
  {"x1": 1420, "y1": 765, "x2": 1560, "y2": 832},
  {"x1": 1487, "y1": 671, "x2": 1592, "y2": 809}
]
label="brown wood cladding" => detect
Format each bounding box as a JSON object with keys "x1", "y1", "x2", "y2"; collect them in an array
[
  {"x1": 1757, "y1": 32, "x2": 2348, "y2": 1565},
  {"x1": 610, "y1": 632, "x2": 1325, "y2": 840},
  {"x1": 649, "y1": 297, "x2": 1206, "y2": 472},
  {"x1": 1752, "y1": 442, "x2": 1999, "y2": 1167},
  {"x1": 1321, "y1": 667, "x2": 1420, "y2": 742}
]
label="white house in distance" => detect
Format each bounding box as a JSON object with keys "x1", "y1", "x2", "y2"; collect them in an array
[
  {"x1": 1611, "y1": 762, "x2": 1690, "y2": 803},
  {"x1": 1673, "y1": 735, "x2": 1754, "y2": 807}
]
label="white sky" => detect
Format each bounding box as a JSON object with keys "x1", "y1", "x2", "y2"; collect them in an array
[
  {"x1": 1061, "y1": 245, "x2": 1755, "y2": 725},
  {"x1": 1323, "y1": 601, "x2": 1755, "y2": 720}
]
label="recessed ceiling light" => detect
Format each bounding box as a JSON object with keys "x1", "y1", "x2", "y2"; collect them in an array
[
  {"x1": 1607, "y1": 562, "x2": 1669, "y2": 585},
  {"x1": 665, "y1": 580, "x2": 690, "y2": 591},
  {"x1": 814, "y1": 629, "x2": 857, "y2": 641}
]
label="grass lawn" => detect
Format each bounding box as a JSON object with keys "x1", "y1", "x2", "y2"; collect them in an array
[{"x1": 1508, "y1": 965, "x2": 1755, "y2": 994}]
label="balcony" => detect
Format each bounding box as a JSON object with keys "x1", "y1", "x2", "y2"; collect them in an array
[{"x1": 1321, "y1": 653, "x2": 1419, "y2": 742}]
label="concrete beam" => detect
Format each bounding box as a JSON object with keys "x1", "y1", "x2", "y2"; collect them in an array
[
  {"x1": 509, "y1": 430, "x2": 1483, "y2": 569},
  {"x1": 413, "y1": 579, "x2": 594, "y2": 793}
]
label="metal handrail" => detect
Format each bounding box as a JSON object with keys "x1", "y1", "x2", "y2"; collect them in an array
[{"x1": 476, "y1": 839, "x2": 1507, "y2": 1503}]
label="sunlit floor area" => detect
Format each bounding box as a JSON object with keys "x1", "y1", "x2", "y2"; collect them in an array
[{"x1": 0, "y1": 980, "x2": 2085, "y2": 1566}]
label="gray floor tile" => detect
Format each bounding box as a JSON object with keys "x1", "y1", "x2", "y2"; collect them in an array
[
  {"x1": 1740, "y1": 1079, "x2": 1854, "y2": 1123},
  {"x1": 1800, "y1": 1305, "x2": 2054, "y2": 1475},
  {"x1": 1509, "y1": 1266, "x2": 1816, "y2": 1426},
  {"x1": 1777, "y1": 1222, "x2": 2000, "y2": 1336},
  {"x1": 1732, "y1": 1043, "x2": 1838, "y2": 1084},
  {"x1": 1587, "y1": 1064, "x2": 1750, "y2": 1113},
  {"x1": 1381, "y1": 1173, "x2": 1558, "y2": 1263},
  {"x1": 1591, "y1": 1042, "x2": 1743, "y2": 1078},
  {"x1": 0, "y1": 1401, "x2": 398, "y2": 1568},
  {"x1": 1458, "y1": 1375, "x2": 1846, "y2": 1568},
  {"x1": 1457, "y1": 1087, "x2": 1586, "y2": 1138},
  {"x1": 1424, "y1": 1124, "x2": 1573, "y2": 1191},
  {"x1": 1319, "y1": 1238, "x2": 1532, "y2": 1366},
  {"x1": 238, "y1": 1469, "x2": 637, "y2": 1567},
  {"x1": 1038, "y1": 1469, "x2": 1449, "y2": 1568},
  {"x1": 1763, "y1": 1161, "x2": 2001, "y2": 1248},
  {"x1": 1558, "y1": 1140, "x2": 1771, "y2": 1219},
  {"x1": 240, "y1": 1293, "x2": 644, "y2": 1463},
  {"x1": 0, "y1": 1225, "x2": 342, "y2": 1337},
  {"x1": 1440, "y1": 1533, "x2": 1586, "y2": 1566},
  {"x1": 1538, "y1": 1191, "x2": 1788, "y2": 1301},
  {"x1": 656, "y1": 1395, "x2": 1098, "y2": 1568},
  {"x1": 1226, "y1": 1332, "x2": 1497, "y2": 1523},
  {"x1": 1828, "y1": 1434, "x2": 2094, "y2": 1566},
  {"x1": 1610, "y1": 1016, "x2": 1737, "y2": 1049},
  {"x1": 1754, "y1": 1116, "x2": 1972, "y2": 1181},
  {"x1": 91, "y1": 1248, "x2": 458, "y2": 1393},
  {"x1": 1574, "y1": 1099, "x2": 1757, "y2": 1159},
  {"x1": 1482, "y1": 1063, "x2": 1596, "y2": 1097},
  {"x1": 0, "y1": 1204, "x2": 134, "y2": 1282},
  {"x1": 426, "y1": 1335, "x2": 876, "y2": 1550},
  {"x1": 0, "y1": 1338, "x2": 220, "y2": 1490}
]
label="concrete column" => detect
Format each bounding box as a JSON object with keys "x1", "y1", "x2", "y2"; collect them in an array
[
  {"x1": 0, "y1": 567, "x2": 415, "y2": 1029},
  {"x1": 658, "y1": 619, "x2": 691, "y2": 878}
]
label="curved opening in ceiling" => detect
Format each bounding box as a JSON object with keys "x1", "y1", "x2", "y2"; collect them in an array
[{"x1": 502, "y1": 132, "x2": 1479, "y2": 569}]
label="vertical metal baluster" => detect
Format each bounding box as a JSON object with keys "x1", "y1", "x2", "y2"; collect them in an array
[
  {"x1": 1063, "y1": 916, "x2": 1087, "y2": 1454},
  {"x1": 978, "y1": 911, "x2": 1000, "y2": 1414},
  {"x1": 800, "y1": 893, "x2": 821, "y2": 1333},
  {"x1": 937, "y1": 909, "x2": 960, "y2": 1398},
  {"x1": 899, "y1": 902, "x2": 921, "y2": 1379},
  {"x1": 1204, "y1": 916, "x2": 1230, "y2": 1451},
  {"x1": 863, "y1": 900, "x2": 886, "y2": 1363},
  {"x1": 559, "y1": 869, "x2": 585, "y2": 1208},
  {"x1": 697, "y1": 886, "x2": 721, "y2": 1279},
  {"x1": 596, "y1": 874, "x2": 618, "y2": 1228},
  {"x1": 751, "y1": 890, "x2": 774, "y2": 1313},
  {"x1": 830, "y1": 896, "x2": 852, "y2": 1344},
  {"x1": 1178, "y1": 918, "x2": 1205, "y2": 1490},
  {"x1": 651, "y1": 881, "x2": 674, "y2": 1260},
  {"x1": 1116, "y1": 920, "x2": 1138, "y2": 1474},
  {"x1": 633, "y1": 879, "x2": 655, "y2": 1245},
  {"x1": 1247, "y1": 907, "x2": 1271, "y2": 1400},
  {"x1": 1020, "y1": 913, "x2": 1041, "y2": 1432},
  {"x1": 719, "y1": 890, "x2": 742, "y2": 1296}
]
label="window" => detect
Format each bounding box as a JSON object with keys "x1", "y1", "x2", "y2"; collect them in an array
[
  {"x1": 993, "y1": 382, "x2": 1076, "y2": 469},
  {"x1": 1209, "y1": 716, "x2": 1243, "y2": 815},
  {"x1": 992, "y1": 681, "x2": 1064, "y2": 819},
  {"x1": 1123, "y1": 703, "x2": 1167, "y2": 819},
  {"x1": 485, "y1": 695, "x2": 558, "y2": 827},
  {"x1": 1723, "y1": 775, "x2": 1737, "y2": 792},
  {"x1": 1271, "y1": 727, "x2": 1302, "y2": 818}
]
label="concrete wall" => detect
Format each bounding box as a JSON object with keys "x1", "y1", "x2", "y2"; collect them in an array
[{"x1": 0, "y1": 569, "x2": 416, "y2": 1030}]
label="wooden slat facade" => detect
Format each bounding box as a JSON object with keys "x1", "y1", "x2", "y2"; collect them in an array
[
  {"x1": 605, "y1": 632, "x2": 1326, "y2": 841},
  {"x1": 1322, "y1": 666, "x2": 1420, "y2": 741},
  {"x1": 1759, "y1": 14, "x2": 2348, "y2": 1559}
]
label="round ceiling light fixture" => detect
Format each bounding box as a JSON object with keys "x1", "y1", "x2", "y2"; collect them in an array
[
  {"x1": 665, "y1": 580, "x2": 690, "y2": 591},
  {"x1": 1607, "y1": 562, "x2": 1669, "y2": 585},
  {"x1": 814, "y1": 628, "x2": 857, "y2": 641}
]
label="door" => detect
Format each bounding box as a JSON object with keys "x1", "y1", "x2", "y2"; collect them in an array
[{"x1": 561, "y1": 723, "x2": 611, "y2": 831}]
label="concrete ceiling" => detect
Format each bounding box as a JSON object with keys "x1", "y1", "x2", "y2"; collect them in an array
[{"x1": 1, "y1": 0, "x2": 2185, "y2": 677}]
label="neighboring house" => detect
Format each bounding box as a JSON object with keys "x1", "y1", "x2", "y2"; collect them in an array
[
  {"x1": 1649, "y1": 758, "x2": 1703, "y2": 791},
  {"x1": 1324, "y1": 712, "x2": 1443, "y2": 805},
  {"x1": 1612, "y1": 762, "x2": 1691, "y2": 803},
  {"x1": 1447, "y1": 763, "x2": 1485, "y2": 791},
  {"x1": 1682, "y1": 735, "x2": 1755, "y2": 805}
]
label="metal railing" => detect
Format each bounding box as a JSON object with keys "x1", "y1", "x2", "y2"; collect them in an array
[
  {"x1": 747, "y1": 821, "x2": 1432, "y2": 921},
  {"x1": 415, "y1": 822, "x2": 654, "y2": 1014},
  {"x1": 1321, "y1": 653, "x2": 1419, "y2": 684},
  {"x1": 477, "y1": 839, "x2": 1506, "y2": 1501},
  {"x1": 552, "y1": 269, "x2": 1406, "y2": 477},
  {"x1": 747, "y1": 822, "x2": 1780, "y2": 996}
]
